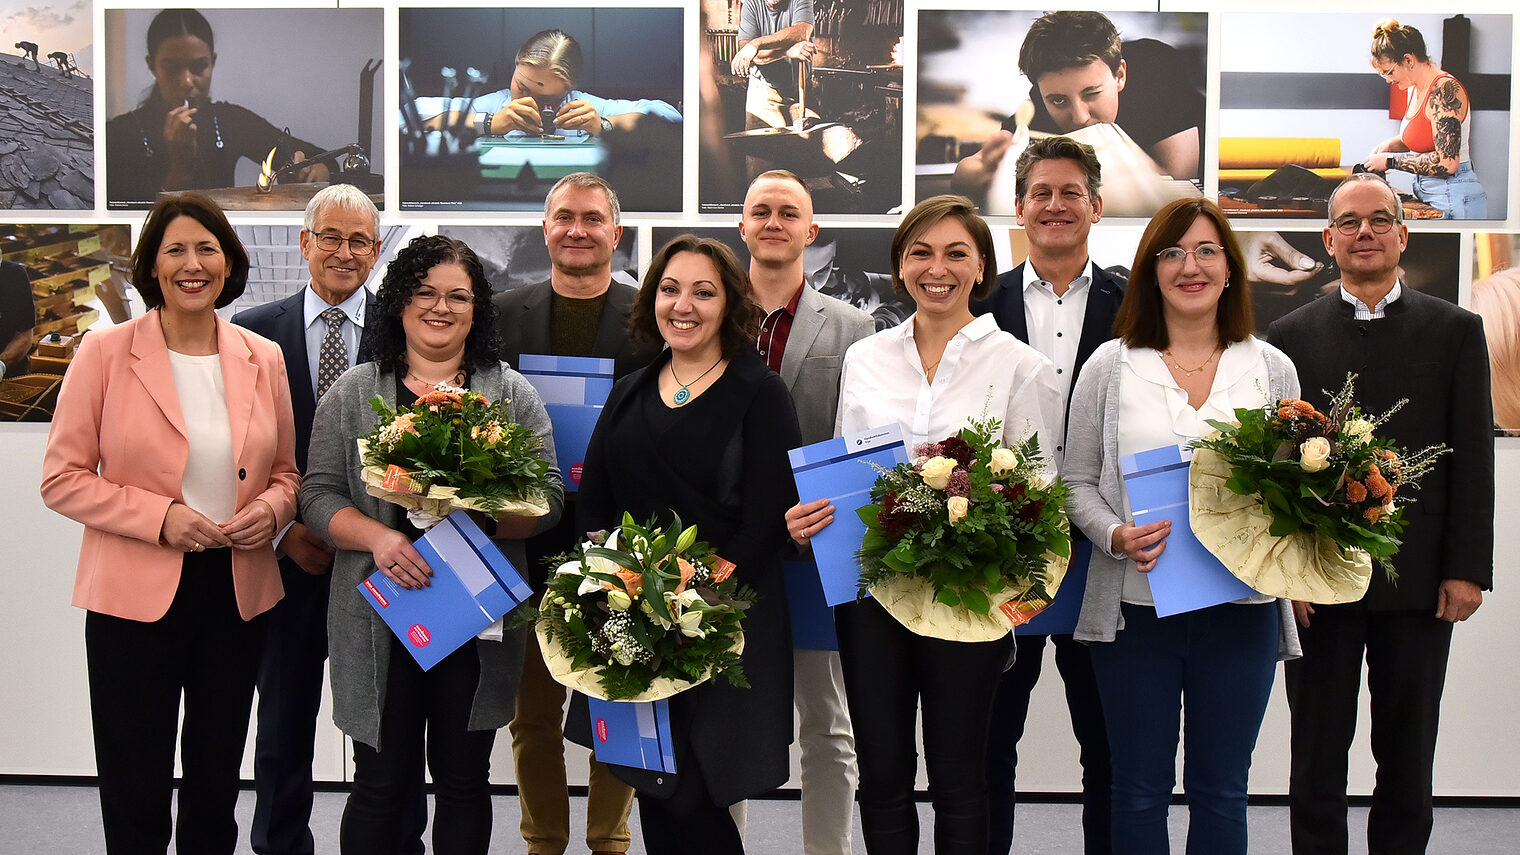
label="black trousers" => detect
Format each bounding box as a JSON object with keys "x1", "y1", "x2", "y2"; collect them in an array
[
  {"x1": 636, "y1": 739, "x2": 745, "y2": 855},
  {"x1": 341, "y1": 636, "x2": 496, "y2": 855},
  {"x1": 836, "y1": 597, "x2": 1013, "y2": 855},
  {"x1": 985, "y1": 632, "x2": 1112, "y2": 855},
  {"x1": 1285, "y1": 603, "x2": 1453, "y2": 855},
  {"x1": 85, "y1": 549, "x2": 267, "y2": 855}
]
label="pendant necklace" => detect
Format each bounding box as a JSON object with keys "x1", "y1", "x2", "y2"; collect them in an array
[
  {"x1": 1162, "y1": 346, "x2": 1220, "y2": 378},
  {"x1": 670, "y1": 357, "x2": 722, "y2": 405}
]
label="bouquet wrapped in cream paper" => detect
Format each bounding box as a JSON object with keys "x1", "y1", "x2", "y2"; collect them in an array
[{"x1": 357, "y1": 383, "x2": 552, "y2": 519}]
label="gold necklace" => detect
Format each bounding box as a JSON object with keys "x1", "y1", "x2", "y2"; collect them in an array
[
  {"x1": 406, "y1": 368, "x2": 465, "y2": 388},
  {"x1": 1162, "y1": 346, "x2": 1221, "y2": 377}
]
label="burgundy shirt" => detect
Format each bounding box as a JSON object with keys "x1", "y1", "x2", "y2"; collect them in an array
[{"x1": 757, "y1": 283, "x2": 805, "y2": 374}]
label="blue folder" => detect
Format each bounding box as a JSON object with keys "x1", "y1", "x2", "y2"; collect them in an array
[
  {"x1": 1015, "y1": 539, "x2": 1093, "y2": 636},
  {"x1": 788, "y1": 424, "x2": 910, "y2": 606},
  {"x1": 358, "y1": 511, "x2": 533, "y2": 670},
  {"x1": 518, "y1": 354, "x2": 616, "y2": 493},
  {"x1": 1120, "y1": 445, "x2": 1260, "y2": 617},
  {"x1": 784, "y1": 559, "x2": 839, "y2": 650},
  {"x1": 587, "y1": 697, "x2": 676, "y2": 773}
]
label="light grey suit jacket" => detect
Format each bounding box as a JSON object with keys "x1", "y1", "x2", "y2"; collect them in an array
[{"x1": 780, "y1": 285, "x2": 876, "y2": 445}]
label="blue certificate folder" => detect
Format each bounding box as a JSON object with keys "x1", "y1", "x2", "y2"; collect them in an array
[
  {"x1": 789, "y1": 424, "x2": 910, "y2": 606},
  {"x1": 518, "y1": 354, "x2": 615, "y2": 493},
  {"x1": 1120, "y1": 445, "x2": 1260, "y2": 617},
  {"x1": 1015, "y1": 540, "x2": 1093, "y2": 636},
  {"x1": 587, "y1": 697, "x2": 676, "y2": 773},
  {"x1": 358, "y1": 511, "x2": 533, "y2": 671}
]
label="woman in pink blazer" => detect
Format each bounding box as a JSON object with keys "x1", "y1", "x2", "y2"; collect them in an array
[{"x1": 41, "y1": 193, "x2": 299, "y2": 854}]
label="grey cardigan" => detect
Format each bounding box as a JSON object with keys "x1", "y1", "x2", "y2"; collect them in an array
[
  {"x1": 1063, "y1": 338, "x2": 1302, "y2": 660},
  {"x1": 300, "y1": 361, "x2": 564, "y2": 749}
]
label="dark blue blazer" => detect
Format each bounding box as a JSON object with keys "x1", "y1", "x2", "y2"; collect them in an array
[
  {"x1": 233, "y1": 288, "x2": 379, "y2": 473},
  {"x1": 971, "y1": 261, "x2": 1127, "y2": 427}
]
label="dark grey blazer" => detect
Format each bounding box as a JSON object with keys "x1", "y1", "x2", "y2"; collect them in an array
[
  {"x1": 1265, "y1": 289, "x2": 1494, "y2": 610},
  {"x1": 492, "y1": 279, "x2": 654, "y2": 380}
]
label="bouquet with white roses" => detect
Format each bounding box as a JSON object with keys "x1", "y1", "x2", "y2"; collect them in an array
[
  {"x1": 524, "y1": 513, "x2": 753, "y2": 701},
  {"x1": 1188, "y1": 374, "x2": 1448, "y2": 599}
]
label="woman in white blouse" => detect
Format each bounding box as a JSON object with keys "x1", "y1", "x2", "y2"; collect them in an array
[
  {"x1": 788, "y1": 195, "x2": 1061, "y2": 854},
  {"x1": 1063, "y1": 197, "x2": 1301, "y2": 854}
]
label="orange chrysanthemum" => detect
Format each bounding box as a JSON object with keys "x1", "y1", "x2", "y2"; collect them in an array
[
  {"x1": 416, "y1": 388, "x2": 467, "y2": 409},
  {"x1": 1364, "y1": 505, "x2": 1382, "y2": 524},
  {"x1": 1345, "y1": 480, "x2": 1369, "y2": 503},
  {"x1": 1366, "y1": 464, "x2": 1393, "y2": 501}
]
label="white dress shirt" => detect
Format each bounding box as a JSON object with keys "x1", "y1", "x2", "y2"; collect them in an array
[
  {"x1": 1113, "y1": 337, "x2": 1277, "y2": 606},
  {"x1": 1339, "y1": 280, "x2": 1403, "y2": 320},
  {"x1": 169, "y1": 350, "x2": 237, "y2": 523},
  {"x1": 1022, "y1": 260, "x2": 1095, "y2": 415},
  {"x1": 836, "y1": 313, "x2": 1063, "y2": 476},
  {"x1": 303, "y1": 284, "x2": 367, "y2": 397}
]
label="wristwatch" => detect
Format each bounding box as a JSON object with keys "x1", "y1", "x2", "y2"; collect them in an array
[
  {"x1": 475, "y1": 112, "x2": 493, "y2": 137},
  {"x1": 599, "y1": 116, "x2": 613, "y2": 134}
]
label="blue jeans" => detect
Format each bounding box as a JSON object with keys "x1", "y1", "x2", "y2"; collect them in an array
[
  {"x1": 1412, "y1": 162, "x2": 1487, "y2": 219},
  {"x1": 1088, "y1": 602, "x2": 1280, "y2": 855}
]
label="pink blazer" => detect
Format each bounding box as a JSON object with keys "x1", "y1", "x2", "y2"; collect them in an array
[{"x1": 41, "y1": 312, "x2": 300, "y2": 622}]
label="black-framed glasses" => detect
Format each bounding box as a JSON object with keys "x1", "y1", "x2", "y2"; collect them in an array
[
  {"x1": 1155, "y1": 243, "x2": 1225, "y2": 265},
  {"x1": 312, "y1": 233, "x2": 376, "y2": 256},
  {"x1": 408, "y1": 288, "x2": 474, "y2": 313},
  {"x1": 1331, "y1": 213, "x2": 1399, "y2": 236}
]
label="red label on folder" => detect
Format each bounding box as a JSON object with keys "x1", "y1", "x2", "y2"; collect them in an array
[
  {"x1": 407, "y1": 624, "x2": 431, "y2": 647},
  {"x1": 595, "y1": 718, "x2": 609, "y2": 742},
  {"x1": 363, "y1": 579, "x2": 389, "y2": 608},
  {"x1": 570, "y1": 462, "x2": 583, "y2": 485}
]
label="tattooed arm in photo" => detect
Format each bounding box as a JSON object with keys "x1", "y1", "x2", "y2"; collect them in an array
[{"x1": 1375, "y1": 77, "x2": 1469, "y2": 177}]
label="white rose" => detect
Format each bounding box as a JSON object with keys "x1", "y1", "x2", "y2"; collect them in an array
[
  {"x1": 920, "y1": 456, "x2": 957, "y2": 490},
  {"x1": 1344, "y1": 418, "x2": 1375, "y2": 444},
  {"x1": 946, "y1": 496, "x2": 970, "y2": 524},
  {"x1": 989, "y1": 447, "x2": 1018, "y2": 475},
  {"x1": 1299, "y1": 436, "x2": 1332, "y2": 472}
]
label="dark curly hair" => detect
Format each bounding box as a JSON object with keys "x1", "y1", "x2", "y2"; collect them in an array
[
  {"x1": 131, "y1": 192, "x2": 248, "y2": 310},
  {"x1": 628, "y1": 234, "x2": 760, "y2": 358},
  {"x1": 363, "y1": 234, "x2": 502, "y2": 377}
]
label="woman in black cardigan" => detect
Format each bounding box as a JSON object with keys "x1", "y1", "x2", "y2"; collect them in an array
[{"x1": 573, "y1": 234, "x2": 801, "y2": 854}]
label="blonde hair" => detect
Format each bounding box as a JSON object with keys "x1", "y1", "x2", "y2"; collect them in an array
[
  {"x1": 516, "y1": 29, "x2": 582, "y2": 85},
  {"x1": 1472, "y1": 269, "x2": 1520, "y2": 434},
  {"x1": 1371, "y1": 18, "x2": 1430, "y2": 65}
]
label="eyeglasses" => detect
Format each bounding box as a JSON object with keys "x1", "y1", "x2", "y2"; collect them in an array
[
  {"x1": 1155, "y1": 243, "x2": 1225, "y2": 265},
  {"x1": 1025, "y1": 188, "x2": 1090, "y2": 205},
  {"x1": 408, "y1": 288, "x2": 474, "y2": 313},
  {"x1": 1331, "y1": 213, "x2": 1399, "y2": 236},
  {"x1": 312, "y1": 233, "x2": 376, "y2": 256}
]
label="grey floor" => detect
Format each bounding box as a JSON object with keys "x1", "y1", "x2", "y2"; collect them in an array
[{"x1": 4, "y1": 784, "x2": 1518, "y2": 853}]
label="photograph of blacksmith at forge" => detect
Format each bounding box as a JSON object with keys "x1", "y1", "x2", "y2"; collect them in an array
[
  {"x1": 400, "y1": 7, "x2": 684, "y2": 212},
  {"x1": 700, "y1": 0, "x2": 904, "y2": 215}
]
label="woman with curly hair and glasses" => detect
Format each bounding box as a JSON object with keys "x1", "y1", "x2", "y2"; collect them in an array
[{"x1": 300, "y1": 234, "x2": 562, "y2": 855}]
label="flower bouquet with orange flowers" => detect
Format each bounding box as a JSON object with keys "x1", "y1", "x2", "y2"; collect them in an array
[
  {"x1": 1189, "y1": 374, "x2": 1449, "y2": 601},
  {"x1": 357, "y1": 383, "x2": 552, "y2": 518},
  {"x1": 856, "y1": 416, "x2": 1071, "y2": 641},
  {"x1": 525, "y1": 513, "x2": 754, "y2": 701}
]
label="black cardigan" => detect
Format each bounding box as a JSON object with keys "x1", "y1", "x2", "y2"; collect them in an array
[{"x1": 571, "y1": 347, "x2": 802, "y2": 805}]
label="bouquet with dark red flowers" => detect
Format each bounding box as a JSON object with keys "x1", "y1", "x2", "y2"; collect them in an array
[{"x1": 855, "y1": 416, "x2": 1070, "y2": 636}]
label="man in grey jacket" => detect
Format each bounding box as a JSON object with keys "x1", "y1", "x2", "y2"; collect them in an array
[{"x1": 742, "y1": 169, "x2": 873, "y2": 855}]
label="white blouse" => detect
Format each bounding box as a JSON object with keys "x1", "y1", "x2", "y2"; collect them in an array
[
  {"x1": 836, "y1": 313, "x2": 1063, "y2": 477},
  {"x1": 169, "y1": 350, "x2": 237, "y2": 524},
  {"x1": 1115, "y1": 337, "x2": 1276, "y2": 606}
]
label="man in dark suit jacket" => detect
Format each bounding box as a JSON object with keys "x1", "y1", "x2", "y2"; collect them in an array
[
  {"x1": 1266, "y1": 174, "x2": 1493, "y2": 855},
  {"x1": 232, "y1": 184, "x2": 388, "y2": 855},
  {"x1": 971, "y1": 137, "x2": 1123, "y2": 855},
  {"x1": 496, "y1": 172, "x2": 655, "y2": 855}
]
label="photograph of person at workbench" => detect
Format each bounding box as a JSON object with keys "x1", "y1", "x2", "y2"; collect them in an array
[
  {"x1": 920, "y1": 9, "x2": 1205, "y2": 219},
  {"x1": 699, "y1": 0, "x2": 903, "y2": 215},
  {"x1": 399, "y1": 7, "x2": 683, "y2": 212},
  {"x1": 103, "y1": 8, "x2": 384, "y2": 212},
  {"x1": 1217, "y1": 12, "x2": 1509, "y2": 220}
]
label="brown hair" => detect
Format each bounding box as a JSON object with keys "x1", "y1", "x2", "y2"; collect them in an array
[
  {"x1": 1020, "y1": 11, "x2": 1124, "y2": 80},
  {"x1": 628, "y1": 234, "x2": 761, "y2": 357},
  {"x1": 889, "y1": 195, "x2": 996, "y2": 301},
  {"x1": 1371, "y1": 19, "x2": 1430, "y2": 65},
  {"x1": 131, "y1": 192, "x2": 249, "y2": 310},
  {"x1": 1015, "y1": 135, "x2": 1103, "y2": 200},
  {"x1": 1113, "y1": 198, "x2": 1254, "y2": 350}
]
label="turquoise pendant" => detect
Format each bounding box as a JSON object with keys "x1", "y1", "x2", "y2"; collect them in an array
[{"x1": 673, "y1": 386, "x2": 691, "y2": 405}]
